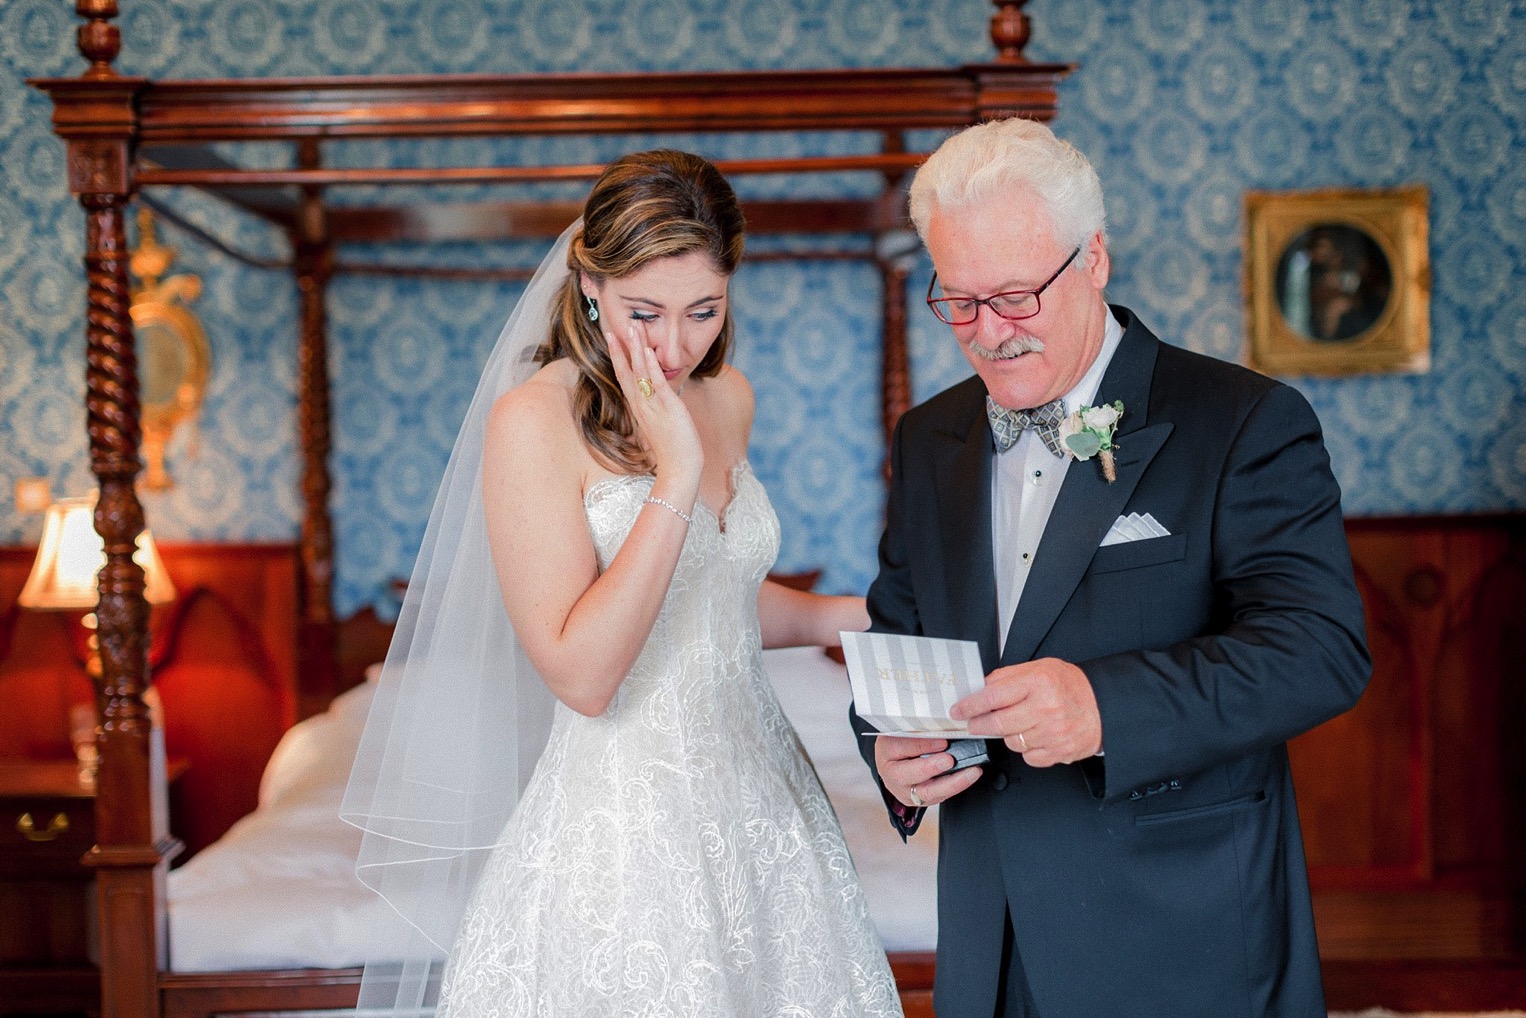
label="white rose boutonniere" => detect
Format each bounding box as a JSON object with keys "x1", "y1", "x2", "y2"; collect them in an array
[{"x1": 1063, "y1": 399, "x2": 1124, "y2": 483}]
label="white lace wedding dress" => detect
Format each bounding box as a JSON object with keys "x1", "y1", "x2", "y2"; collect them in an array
[{"x1": 435, "y1": 462, "x2": 902, "y2": 1017}]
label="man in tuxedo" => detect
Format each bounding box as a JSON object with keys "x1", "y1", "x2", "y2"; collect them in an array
[{"x1": 853, "y1": 118, "x2": 1371, "y2": 1017}]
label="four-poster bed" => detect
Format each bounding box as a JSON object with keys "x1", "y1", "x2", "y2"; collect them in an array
[{"x1": 27, "y1": 2, "x2": 1069, "y2": 1015}]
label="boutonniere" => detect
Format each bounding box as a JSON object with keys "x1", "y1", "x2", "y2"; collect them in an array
[{"x1": 1060, "y1": 400, "x2": 1124, "y2": 483}]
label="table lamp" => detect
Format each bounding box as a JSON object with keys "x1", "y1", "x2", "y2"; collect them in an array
[
  {"x1": 19, "y1": 495, "x2": 176, "y2": 616},
  {"x1": 18, "y1": 495, "x2": 176, "y2": 785}
]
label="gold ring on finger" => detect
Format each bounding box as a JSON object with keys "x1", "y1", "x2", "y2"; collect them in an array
[
  {"x1": 637, "y1": 377, "x2": 654, "y2": 399},
  {"x1": 908, "y1": 785, "x2": 925, "y2": 808},
  {"x1": 1018, "y1": 732, "x2": 1028, "y2": 752}
]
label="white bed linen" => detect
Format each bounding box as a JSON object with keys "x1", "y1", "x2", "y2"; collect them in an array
[
  {"x1": 166, "y1": 677, "x2": 413, "y2": 971},
  {"x1": 166, "y1": 647, "x2": 938, "y2": 971}
]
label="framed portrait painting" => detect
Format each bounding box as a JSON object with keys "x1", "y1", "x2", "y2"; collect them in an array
[{"x1": 1243, "y1": 185, "x2": 1430, "y2": 376}]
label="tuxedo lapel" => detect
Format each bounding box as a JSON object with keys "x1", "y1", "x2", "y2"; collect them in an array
[
  {"x1": 933, "y1": 391, "x2": 1002, "y2": 669},
  {"x1": 999, "y1": 314, "x2": 1173, "y2": 666}
]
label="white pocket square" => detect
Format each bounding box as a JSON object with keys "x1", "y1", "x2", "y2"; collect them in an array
[{"x1": 1100, "y1": 512, "x2": 1170, "y2": 547}]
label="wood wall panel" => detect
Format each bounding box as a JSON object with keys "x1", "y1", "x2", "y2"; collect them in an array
[
  {"x1": 1292, "y1": 542, "x2": 1424, "y2": 877},
  {"x1": 0, "y1": 543, "x2": 300, "y2": 859},
  {"x1": 1289, "y1": 515, "x2": 1524, "y2": 894}
]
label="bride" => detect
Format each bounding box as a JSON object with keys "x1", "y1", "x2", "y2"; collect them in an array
[{"x1": 343, "y1": 149, "x2": 902, "y2": 1017}]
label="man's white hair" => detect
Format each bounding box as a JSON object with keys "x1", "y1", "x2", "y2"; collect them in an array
[{"x1": 908, "y1": 117, "x2": 1107, "y2": 253}]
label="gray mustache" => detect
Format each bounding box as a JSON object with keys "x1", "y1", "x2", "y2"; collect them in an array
[{"x1": 965, "y1": 335, "x2": 1045, "y2": 361}]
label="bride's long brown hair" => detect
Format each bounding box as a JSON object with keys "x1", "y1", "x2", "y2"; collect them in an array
[{"x1": 537, "y1": 149, "x2": 746, "y2": 473}]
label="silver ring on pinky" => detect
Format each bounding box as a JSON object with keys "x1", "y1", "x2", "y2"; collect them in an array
[
  {"x1": 1017, "y1": 732, "x2": 1028, "y2": 752},
  {"x1": 908, "y1": 785, "x2": 925, "y2": 808}
]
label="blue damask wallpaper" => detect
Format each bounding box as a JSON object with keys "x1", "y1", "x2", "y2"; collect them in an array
[{"x1": 2, "y1": 0, "x2": 1524, "y2": 616}]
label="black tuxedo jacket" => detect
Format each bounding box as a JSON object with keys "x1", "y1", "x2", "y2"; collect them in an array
[{"x1": 855, "y1": 307, "x2": 1370, "y2": 1018}]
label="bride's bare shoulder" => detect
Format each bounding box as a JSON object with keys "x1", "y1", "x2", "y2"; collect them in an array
[
  {"x1": 490, "y1": 359, "x2": 576, "y2": 417},
  {"x1": 487, "y1": 359, "x2": 581, "y2": 452},
  {"x1": 695, "y1": 364, "x2": 754, "y2": 436},
  {"x1": 691, "y1": 363, "x2": 751, "y2": 407}
]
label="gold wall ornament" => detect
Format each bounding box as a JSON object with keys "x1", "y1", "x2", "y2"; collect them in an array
[
  {"x1": 129, "y1": 207, "x2": 210, "y2": 490},
  {"x1": 1244, "y1": 185, "x2": 1430, "y2": 376}
]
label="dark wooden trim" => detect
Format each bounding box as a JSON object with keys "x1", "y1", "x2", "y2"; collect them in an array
[
  {"x1": 328, "y1": 198, "x2": 583, "y2": 245},
  {"x1": 1349, "y1": 547, "x2": 1433, "y2": 881},
  {"x1": 138, "y1": 145, "x2": 300, "y2": 229},
  {"x1": 879, "y1": 255, "x2": 912, "y2": 474},
  {"x1": 160, "y1": 968, "x2": 361, "y2": 1018},
  {"x1": 153, "y1": 955, "x2": 938, "y2": 1018},
  {"x1": 325, "y1": 196, "x2": 901, "y2": 245},
  {"x1": 1323, "y1": 958, "x2": 1526, "y2": 1011},
  {"x1": 293, "y1": 140, "x2": 337, "y2": 710},
  {"x1": 150, "y1": 541, "x2": 300, "y2": 558},
  {"x1": 136, "y1": 153, "x2": 933, "y2": 188},
  {"x1": 888, "y1": 951, "x2": 936, "y2": 989},
  {"x1": 101, "y1": 66, "x2": 1069, "y2": 143},
  {"x1": 0, "y1": 966, "x2": 99, "y2": 1012},
  {"x1": 332, "y1": 247, "x2": 878, "y2": 282},
  {"x1": 1345, "y1": 511, "x2": 1526, "y2": 531},
  {"x1": 31, "y1": 39, "x2": 1070, "y2": 146}
]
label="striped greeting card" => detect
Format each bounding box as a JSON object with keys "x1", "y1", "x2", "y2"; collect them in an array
[{"x1": 840, "y1": 631, "x2": 986, "y2": 736}]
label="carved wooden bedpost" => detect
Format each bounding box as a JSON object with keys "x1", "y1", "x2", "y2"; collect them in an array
[
  {"x1": 879, "y1": 249, "x2": 911, "y2": 454},
  {"x1": 31, "y1": 4, "x2": 175, "y2": 1017},
  {"x1": 294, "y1": 139, "x2": 337, "y2": 711},
  {"x1": 972, "y1": 2, "x2": 1063, "y2": 126},
  {"x1": 990, "y1": 0, "x2": 1032, "y2": 63},
  {"x1": 876, "y1": 132, "x2": 913, "y2": 476}
]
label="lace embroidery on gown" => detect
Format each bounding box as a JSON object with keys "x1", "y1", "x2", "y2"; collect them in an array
[{"x1": 435, "y1": 462, "x2": 902, "y2": 1017}]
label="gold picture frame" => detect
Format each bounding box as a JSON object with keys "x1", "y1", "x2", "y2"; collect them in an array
[
  {"x1": 1244, "y1": 185, "x2": 1430, "y2": 376},
  {"x1": 130, "y1": 208, "x2": 210, "y2": 491}
]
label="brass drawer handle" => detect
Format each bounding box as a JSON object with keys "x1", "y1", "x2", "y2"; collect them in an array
[{"x1": 16, "y1": 811, "x2": 71, "y2": 842}]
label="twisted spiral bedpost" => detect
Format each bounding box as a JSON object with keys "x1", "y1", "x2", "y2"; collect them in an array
[{"x1": 52, "y1": 6, "x2": 179, "y2": 1016}]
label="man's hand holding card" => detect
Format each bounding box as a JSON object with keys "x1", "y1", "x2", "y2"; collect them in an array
[{"x1": 841, "y1": 631, "x2": 990, "y2": 774}]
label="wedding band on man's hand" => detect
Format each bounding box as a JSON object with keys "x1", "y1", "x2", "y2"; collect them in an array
[
  {"x1": 908, "y1": 786, "x2": 925, "y2": 808},
  {"x1": 1017, "y1": 732, "x2": 1028, "y2": 752},
  {"x1": 636, "y1": 377, "x2": 655, "y2": 399}
]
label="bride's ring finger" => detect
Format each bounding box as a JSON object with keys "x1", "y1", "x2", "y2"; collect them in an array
[{"x1": 637, "y1": 377, "x2": 654, "y2": 399}]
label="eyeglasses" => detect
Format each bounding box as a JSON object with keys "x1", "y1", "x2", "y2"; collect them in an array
[{"x1": 925, "y1": 245, "x2": 1082, "y2": 326}]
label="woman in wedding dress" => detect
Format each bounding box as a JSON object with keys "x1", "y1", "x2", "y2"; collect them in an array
[{"x1": 345, "y1": 150, "x2": 902, "y2": 1017}]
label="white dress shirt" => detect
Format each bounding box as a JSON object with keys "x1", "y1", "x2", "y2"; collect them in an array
[{"x1": 993, "y1": 310, "x2": 1125, "y2": 650}]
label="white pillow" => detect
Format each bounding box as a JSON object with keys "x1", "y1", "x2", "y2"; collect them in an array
[{"x1": 256, "y1": 680, "x2": 375, "y2": 810}]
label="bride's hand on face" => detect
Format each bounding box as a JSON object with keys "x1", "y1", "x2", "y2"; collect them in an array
[{"x1": 607, "y1": 326, "x2": 703, "y2": 491}]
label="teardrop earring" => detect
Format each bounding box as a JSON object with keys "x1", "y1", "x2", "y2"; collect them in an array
[{"x1": 585, "y1": 295, "x2": 599, "y2": 322}]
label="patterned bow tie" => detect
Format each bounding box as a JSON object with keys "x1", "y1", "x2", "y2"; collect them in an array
[{"x1": 986, "y1": 396, "x2": 1067, "y2": 457}]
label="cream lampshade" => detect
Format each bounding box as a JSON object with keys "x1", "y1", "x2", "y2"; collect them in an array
[
  {"x1": 19, "y1": 496, "x2": 177, "y2": 610},
  {"x1": 18, "y1": 495, "x2": 176, "y2": 789}
]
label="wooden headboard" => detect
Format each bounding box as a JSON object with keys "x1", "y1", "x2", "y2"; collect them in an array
[
  {"x1": 0, "y1": 544, "x2": 298, "y2": 858},
  {"x1": 0, "y1": 554, "x2": 94, "y2": 759}
]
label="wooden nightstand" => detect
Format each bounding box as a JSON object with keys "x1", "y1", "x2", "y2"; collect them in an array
[
  {"x1": 0, "y1": 757, "x2": 188, "y2": 1015},
  {"x1": 0, "y1": 760, "x2": 100, "y2": 1015}
]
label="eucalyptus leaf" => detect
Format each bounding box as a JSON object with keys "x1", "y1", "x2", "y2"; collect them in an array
[{"x1": 1066, "y1": 432, "x2": 1101, "y2": 459}]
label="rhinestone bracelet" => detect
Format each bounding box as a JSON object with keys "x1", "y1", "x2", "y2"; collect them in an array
[{"x1": 643, "y1": 495, "x2": 693, "y2": 524}]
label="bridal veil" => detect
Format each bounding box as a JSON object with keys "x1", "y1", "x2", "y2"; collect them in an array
[{"x1": 339, "y1": 223, "x2": 578, "y2": 1012}]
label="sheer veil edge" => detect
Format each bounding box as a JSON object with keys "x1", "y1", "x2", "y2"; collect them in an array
[{"x1": 337, "y1": 222, "x2": 578, "y2": 1011}]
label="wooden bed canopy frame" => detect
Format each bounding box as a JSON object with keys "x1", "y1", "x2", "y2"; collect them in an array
[{"x1": 29, "y1": 2, "x2": 1068, "y2": 1015}]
